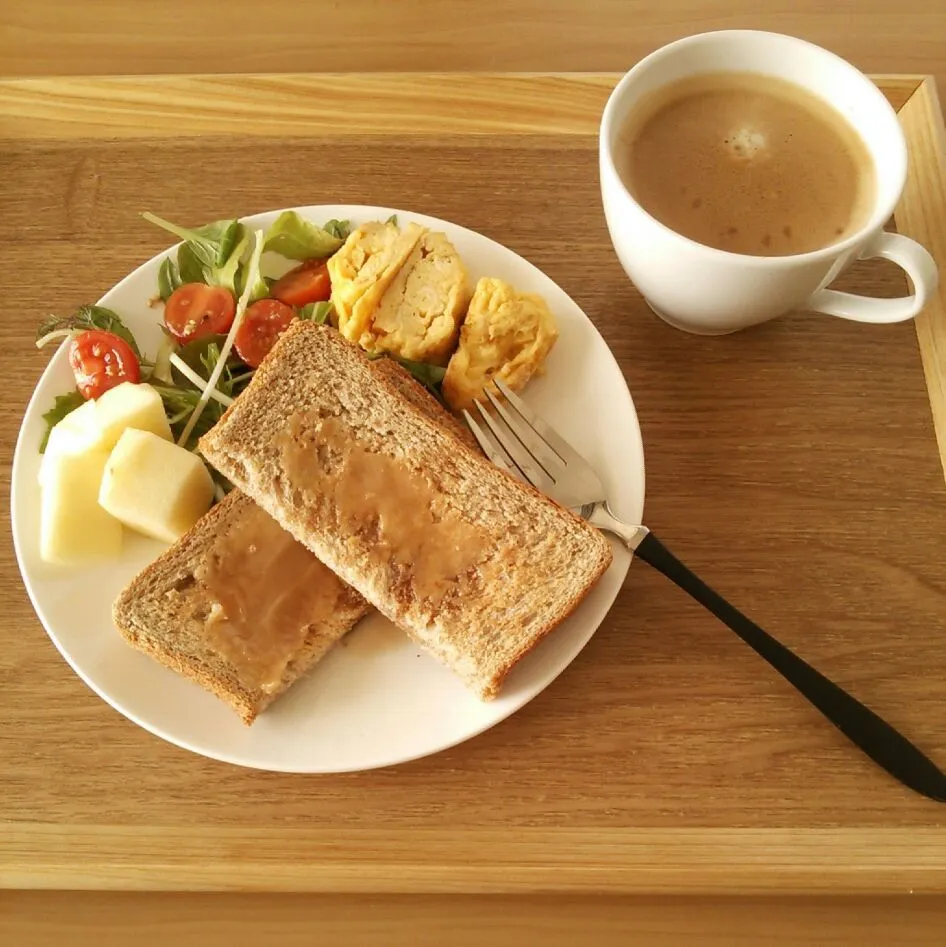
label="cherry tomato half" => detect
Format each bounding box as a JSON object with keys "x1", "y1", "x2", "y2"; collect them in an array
[
  {"x1": 164, "y1": 283, "x2": 236, "y2": 344},
  {"x1": 270, "y1": 260, "x2": 332, "y2": 309},
  {"x1": 234, "y1": 299, "x2": 296, "y2": 368},
  {"x1": 69, "y1": 329, "x2": 141, "y2": 400}
]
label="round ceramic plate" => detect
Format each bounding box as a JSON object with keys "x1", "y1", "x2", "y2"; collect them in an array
[{"x1": 11, "y1": 204, "x2": 646, "y2": 773}]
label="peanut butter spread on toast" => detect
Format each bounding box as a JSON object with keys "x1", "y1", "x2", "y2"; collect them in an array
[{"x1": 281, "y1": 413, "x2": 489, "y2": 611}]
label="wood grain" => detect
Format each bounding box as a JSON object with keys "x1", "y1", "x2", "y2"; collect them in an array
[
  {"x1": 1, "y1": 0, "x2": 945, "y2": 97},
  {"x1": 3, "y1": 892, "x2": 945, "y2": 947},
  {"x1": 3, "y1": 824, "x2": 946, "y2": 893},
  {"x1": 1, "y1": 76, "x2": 946, "y2": 902},
  {"x1": 0, "y1": 73, "x2": 924, "y2": 140},
  {"x1": 899, "y1": 79, "x2": 946, "y2": 481}
]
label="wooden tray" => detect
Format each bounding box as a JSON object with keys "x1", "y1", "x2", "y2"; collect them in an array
[{"x1": 1, "y1": 73, "x2": 945, "y2": 895}]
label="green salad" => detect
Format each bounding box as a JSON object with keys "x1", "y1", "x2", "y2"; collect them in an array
[{"x1": 35, "y1": 210, "x2": 445, "y2": 481}]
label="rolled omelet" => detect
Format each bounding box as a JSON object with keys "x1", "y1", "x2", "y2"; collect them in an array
[
  {"x1": 442, "y1": 277, "x2": 559, "y2": 412},
  {"x1": 365, "y1": 231, "x2": 471, "y2": 364},
  {"x1": 328, "y1": 221, "x2": 426, "y2": 345}
]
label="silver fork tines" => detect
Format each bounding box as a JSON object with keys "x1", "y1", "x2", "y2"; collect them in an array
[
  {"x1": 482, "y1": 387, "x2": 560, "y2": 483},
  {"x1": 461, "y1": 408, "x2": 520, "y2": 480},
  {"x1": 493, "y1": 379, "x2": 581, "y2": 468},
  {"x1": 473, "y1": 392, "x2": 557, "y2": 493},
  {"x1": 464, "y1": 379, "x2": 606, "y2": 512}
]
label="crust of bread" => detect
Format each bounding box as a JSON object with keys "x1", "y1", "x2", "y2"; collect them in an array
[{"x1": 368, "y1": 355, "x2": 479, "y2": 452}]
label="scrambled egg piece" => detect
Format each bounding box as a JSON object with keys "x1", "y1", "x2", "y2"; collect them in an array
[
  {"x1": 328, "y1": 221, "x2": 425, "y2": 345},
  {"x1": 442, "y1": 277, "x2": 559, "y2": 412},
  {"x1": 366, "y1": 231, "x2": 470, "y2": 364},
  {"x1": 329, "y1": 221, "x2": 471, "y2": 366}
]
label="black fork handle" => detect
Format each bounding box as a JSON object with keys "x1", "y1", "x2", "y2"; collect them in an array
[{"x1": 635, "y1": 531, "x2": 946, "y2": 802}]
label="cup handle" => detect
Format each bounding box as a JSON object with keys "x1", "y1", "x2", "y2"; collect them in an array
[{"x1": 806, "y1": 232, "x2": 939, "y2": 324}]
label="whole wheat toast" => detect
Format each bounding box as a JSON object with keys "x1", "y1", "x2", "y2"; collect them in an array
[
  {"x1": 112, "y1": 356, "x2": 477, "y2": 724},
  {"x1": 199, "y1": 322, "x2": 613, "y2": 699}
]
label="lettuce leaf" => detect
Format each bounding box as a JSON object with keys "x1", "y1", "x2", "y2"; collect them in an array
[
  {"x1": 142, "y1": 213, "x2": 242, "y2": 269},
  {"x1": 234, "y1": 265, "x2": 273, "y2": 303},
  {"x1": 322, "y1": 218, "x2": 350, "y2": 240},
  {"x1": 215, "y1": 231, "x2": 249, "y2": 295},
  {"x1": 144, "y1": 212, "x2": 247, "y2": 293},
  {"x1": 367, "y1": 352, "x2": 446, "y2": 394},
  {"x1": 393, "y1": 356, "x2": 446, "y2": 388},
  {"x1": 36, "y1": 305, "x2": 142, "y2": 358},
  {"x1": 172, "y1": 334, "x2": 225, "y2": 386},
  {"x1": 200, "y1": 219, "x2": 243, "y2": 267},
  {"x1": 262, "y1": 211, "x2": 345, "y2": 261},
  {"x1": 176, "y1": 242, "x2": 208, "y2": 284},
  {"x1": 157, "y1": 257, "x2": 182, "y2": 302},
  {"x1": 298, "y1": 301, "x2": 334, "y2": 325}
]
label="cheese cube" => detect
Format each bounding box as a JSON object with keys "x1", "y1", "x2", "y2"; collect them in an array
[
  {"x1": 39, "y1": 400, "x2": 104, "y2": 487},
  {"x1": 40, "y1": 449, "x2": 123, "y2": 565},
  {"x1": 99, "y1": 429, "x2": 214, "y2": 543},
  {"x1": 94, "y1": 382, "x2": 172, "y2": 449}
]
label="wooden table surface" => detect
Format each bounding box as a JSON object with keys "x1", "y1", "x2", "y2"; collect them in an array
[{"x1": 2, "y1": 72, "x2": 946, "y2": 943}]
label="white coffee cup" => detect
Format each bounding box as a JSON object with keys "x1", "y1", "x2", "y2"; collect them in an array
[{"x1": 599, "y1": 30, "x2": 939, "y2": 335}]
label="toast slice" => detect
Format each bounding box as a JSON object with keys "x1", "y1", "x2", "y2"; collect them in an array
[
  {"x1": 113, "y1": 490, "x2": 370, "y2": 724},
  {"x1": 199, "y1": 321, "x2": 613, "y2": 699},
  {"x1": 113, "y1": 356, "x2": 477, "y2": 724}
]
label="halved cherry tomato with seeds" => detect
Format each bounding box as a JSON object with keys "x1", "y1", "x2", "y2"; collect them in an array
[
  {"x1": 69, "y1": 330, "x2": 141, "y2": 400},
  {"x1": 234, "y1": 299, "x2": 296, "y2": 368},
  {"x1": 164, "y1": 283, "x2": 236, "y2": 344},
  {"x1": 270, "y1": 260, "x2": 332, "y2": 309}
]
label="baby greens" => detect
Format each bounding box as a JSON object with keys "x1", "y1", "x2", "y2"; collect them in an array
[
  {"x1": 263, "y1": 211, "x2": 347, "y2": 261},
  {"x1": 38, "y1": 391, "x2": 85, "y2": 452},
  {"x1": 298, "y1": 301, "x2": 334, "y2": 324},
  {"x1": 143, "y1": 213, "x2": 247, "y2": 296},
  {"x1": 145, "y1": 211, "x2": 349, "y2": 304},
  {"x1": 36, "y1": 305, "x2": 143, "y2": 357},
  {"x1": 367, "y1": 351, "x2": 448, "y2": 398}
]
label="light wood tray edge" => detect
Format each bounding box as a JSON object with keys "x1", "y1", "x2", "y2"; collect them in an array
[
  {"x1": 2, "y1": 824, "x2": 946, "y2": 894},
  {"x1": 0, "y1": 72, "x2": 621, "y2": 139},
  {"x1": 2, "y1": 73, "x2": 945, "y2": 895},
  {"x1": 0, "y1": 72, "x2": 926, "y2": 140},
  {"x1": 897, "y1": 78, "x2": 946, "y2": 477}
]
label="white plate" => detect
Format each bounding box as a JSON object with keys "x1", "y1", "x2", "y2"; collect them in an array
[{"x1": 11, "y1": 205, "x2": 646, "y2": 773}]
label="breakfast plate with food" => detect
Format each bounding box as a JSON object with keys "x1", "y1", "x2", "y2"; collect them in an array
[{"x1": 11, "y1": 204, "x2": 645, "y2": 773}]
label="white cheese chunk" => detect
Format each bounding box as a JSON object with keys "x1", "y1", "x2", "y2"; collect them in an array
[
  {"x1": 94, "y1": 382, "x2": 172, "y2": 449},
  {"x1": 99, "y1": 429, "x2": 214, "y2": 543},
  {"x1": 40, "y1": 449, "x2": 123, "y2": 565},
  {"x1": 38, "y1": 399, "x2": 103, "y2": 487}
]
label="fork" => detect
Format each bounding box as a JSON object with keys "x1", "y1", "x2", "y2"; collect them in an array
[{"x1": 464, "y1": 378, "x2": 946, "y2": 803}]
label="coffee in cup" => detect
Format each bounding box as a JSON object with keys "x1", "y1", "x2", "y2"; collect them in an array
[{"x1": 615, "y1": 72, "x2": 876, "y2": 257}]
